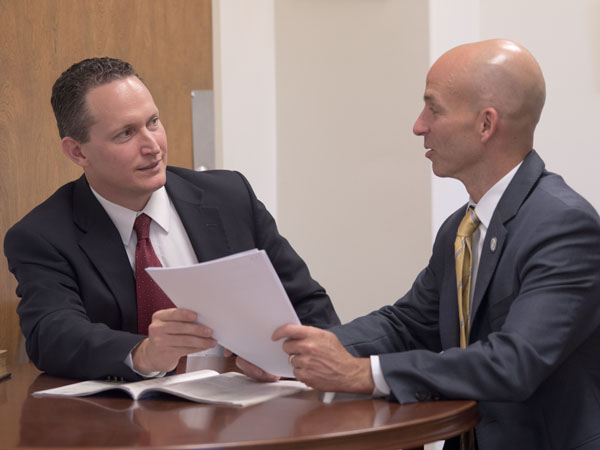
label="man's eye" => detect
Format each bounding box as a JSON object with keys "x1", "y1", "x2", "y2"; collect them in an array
[
  {"x1": 149, "y1": 117, "x2": 159, "y2": 127},
  {"x1": 116, "y1": 129, "x2": 133, "y2": 140}
]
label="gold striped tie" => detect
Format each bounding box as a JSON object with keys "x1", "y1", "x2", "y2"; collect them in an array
[
  {"x1": 455, "y1": 206, "x2": 480, "y2": 348},
  {"x1": 455, "y1": 206, "x2": 480, "y2": 450}
]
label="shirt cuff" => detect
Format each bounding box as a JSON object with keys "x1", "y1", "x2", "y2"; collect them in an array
[
  {"x1": 125, "y1": 349, "x2": 165, "y2": 378},
  {"x1": 370, "y1": 355, "x2": 391, "y2": 397}
]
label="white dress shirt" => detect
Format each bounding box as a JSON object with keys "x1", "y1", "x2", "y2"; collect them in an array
[
  {"x1": 370, "y1": 163, "x2": 522, "y2": 397},
  {"x1": 91, "y1": 186, "x2": 198, "y2": 270},
  {"x1": 90, "y1": 186, "x2": 220, "y2": 377}
]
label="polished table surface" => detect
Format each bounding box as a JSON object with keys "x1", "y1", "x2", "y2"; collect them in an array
[{"x1": 0, "y1": 358, "x2": 479, "y2": 450}]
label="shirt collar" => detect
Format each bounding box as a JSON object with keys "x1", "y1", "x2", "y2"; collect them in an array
[
  {"x1": 89, "y1": 186, "x2": 171, "y2": 245},
  {"x1": 469, "y1": 162, "x2": 522, "y2": 229}
]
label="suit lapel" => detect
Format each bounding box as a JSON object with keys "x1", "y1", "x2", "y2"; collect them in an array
[
  {"x1": 469, "y1": 150, "x2": 546, "y2": 331},
  {"x1": 470, "y1": 225, "x2": 507, "y2": 328},
  {"x1": 73, "y1": 176, "x2": 138, "y2": 332},
  {"x1": 73, "y1": 171, "x2": 231, "y2": 333},
  {"x1": 164, "y1": 171, "x2": 232, "y2": 263},
  {"x1": 440, "y1": 211, "x2": 464, "y2": 349}
]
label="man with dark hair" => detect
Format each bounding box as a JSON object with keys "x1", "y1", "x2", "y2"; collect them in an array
[
  {"x1": 244, "y1": 40, "x2": 600, "y2": 449},
  {"x1": 50, "y1": 57, "x2": 140, "y2": 142},
  {"x1": 4, "y1": 57, "x2": 339, "y2": 381}
]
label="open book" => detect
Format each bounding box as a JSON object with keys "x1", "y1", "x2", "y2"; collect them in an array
[{"x1": 32, "y1": 370, "x2": 309, "y2": 407}]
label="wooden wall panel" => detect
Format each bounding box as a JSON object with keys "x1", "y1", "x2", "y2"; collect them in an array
[{"x1": 0, "y1": 0, "x2": 213, "y2": 365}]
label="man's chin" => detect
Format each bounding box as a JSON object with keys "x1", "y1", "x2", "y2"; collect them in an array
[
  {"x1": 151, "y1": 176, "x2": 167, "y2": 191},
  {"x1": 431, "y1": 165, "x2": 450, "y2": 179},
  {"x1": 140, "y1": 172, "x2": 167, "y2": 193}
]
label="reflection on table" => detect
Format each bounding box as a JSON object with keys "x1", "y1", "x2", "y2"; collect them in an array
[{"x1": 2, "y1": 358, "x2": 479, "y2": 450}]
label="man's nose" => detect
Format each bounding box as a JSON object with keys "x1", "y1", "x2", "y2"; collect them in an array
[
  {"x1": 413, "y1": 111, "x2": 428, "y2": 136},
  {"x1": 140, "y1": 129, "x2": 160, "y2": 153}
]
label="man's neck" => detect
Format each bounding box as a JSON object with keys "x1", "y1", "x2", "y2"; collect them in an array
[
  {"x1": 467, "y1": 160, "x2": 524, "y2": 204},
  {"x1": 465, "y1": 151, "x2": 528, "y2": 202},
  {"x1": 87, "y1": 182, "x2": 152, "y2": 212}
]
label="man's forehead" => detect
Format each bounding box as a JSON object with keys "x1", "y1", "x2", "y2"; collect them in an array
[
  {"x1": 426, "y1": 52, "x2": 463, "y2": 86},
  {"x1": 87, "y1": 76, "x2": 135, "y2": 98},
  {"x1": 423, "y1": 63, "x2": 467, "y2": 106},
  {"x1": 423, "y1": 70, "x2": 444, "y2": 99},
  {"x1": 423, "y1": 82, "x2": 445, "y2": 104},
  {"x1": 85, "y1": 78, "x2": 156, "y2": 121}
]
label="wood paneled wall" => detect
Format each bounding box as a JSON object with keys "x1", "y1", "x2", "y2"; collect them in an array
[{"x1": 0, "y1": 0, "x2": 213, "y2": 365}]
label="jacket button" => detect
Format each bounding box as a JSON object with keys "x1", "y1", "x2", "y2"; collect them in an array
[{"x1": 415, "y1": 391, "x2": 432, "y2": 401}]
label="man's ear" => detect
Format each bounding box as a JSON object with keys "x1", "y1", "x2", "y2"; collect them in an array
[
  {"x1": 61, "y1": 137, "x2": 89, "y2": 168},
  {"x1": 480, "y1": 107, "x2": 498, "y2": 144}
]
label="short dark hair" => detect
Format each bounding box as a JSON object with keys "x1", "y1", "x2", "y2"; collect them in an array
[{"x1": 50, "y1": 57, "x2": 142, "y2": 142}]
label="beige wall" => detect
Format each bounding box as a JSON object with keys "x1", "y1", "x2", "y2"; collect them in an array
[
  {"x1": 274, "y1": 0, "x2": 431, "y2": 322},
  {"x1": 480, "y1": 0, "x2": 600, "y2": 213},
  {"x1": 212, "y1": 0, "x2": 278, "y2": 215}
]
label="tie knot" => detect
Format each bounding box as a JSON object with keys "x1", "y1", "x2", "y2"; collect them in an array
[
  {"x1": 457, "y1": 207, "x2": 480, "y2": 238},
  {"x1": 134, "y1": 213, "x2": 152, "y2": 241}
]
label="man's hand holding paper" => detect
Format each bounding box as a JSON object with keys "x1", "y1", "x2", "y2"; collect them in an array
[
  {"x1": 132, "y1": 308, "x2": 218, "y2": 374},
  {"x1": 223, "y1": 349, "x2": 281, "y2": 382},
  {"x1": 146, "y1": 250, "x2": 301, "y2": 378}
]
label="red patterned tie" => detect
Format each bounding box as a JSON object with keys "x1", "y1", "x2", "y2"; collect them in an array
[{"x1": 134, "y1": 213, "x2": 176, "y2": 335}]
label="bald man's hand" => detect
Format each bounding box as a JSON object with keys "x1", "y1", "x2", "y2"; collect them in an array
[
  {"x1": 132, "y1": 308, "x2": 217, "y2": 374},
  {"x1": 273, "y1": 324, "x2": 374, "y2": 394},
  {"x1": 222, "y1": 348, "x2": 280, "y2": 382}
]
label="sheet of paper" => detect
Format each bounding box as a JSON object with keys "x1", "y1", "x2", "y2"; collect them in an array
[
  {"x1": 146, "y1": 249, "x2": 299, "y2": 377},
  {"x1": 162, "y1": 372, "x2": 309, "y2": 407}
]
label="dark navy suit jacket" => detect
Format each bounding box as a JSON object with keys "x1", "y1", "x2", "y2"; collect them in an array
[{"x1": 5, "y1": 168, "x2": 340, "y2": 381}]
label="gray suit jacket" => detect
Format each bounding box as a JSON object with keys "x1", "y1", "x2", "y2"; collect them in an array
[
  {"x1": 332, "y1": 151, "x2": 600, "y2": 450},
  {"x1": 5, "y1": 168, "x2": 340, "y2": 381}
]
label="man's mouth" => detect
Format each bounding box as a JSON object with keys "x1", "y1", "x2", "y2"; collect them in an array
[{"x1": 138, "y1": 160, "x2": 161, "y2": 171}]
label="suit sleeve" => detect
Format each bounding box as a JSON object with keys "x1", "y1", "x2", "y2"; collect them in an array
[
  {"x1": 235, "y1": 172, "x2": 341, "y2": 328},
  {"x1": 334, "y1": 203, "x2": 600, "y2": 404},
  {"x1": 4, "y1": 222, "x2": 145, "y2": 381}
]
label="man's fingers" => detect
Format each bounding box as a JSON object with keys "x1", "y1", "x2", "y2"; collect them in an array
[
  {"x1": 149, "y1": 318, "x2": 213, "y2": 338},
  {"x1": 148, "y1": 333, "x2": 218, "y2": 351},
  {"x1": 236, "y1": 357, "x2": 280, "y2": 382},
  {"x1": 152, "y1": 307, "x2": 198, "y2": 322},
  {"x1": 272, "y1": 323, "x2": 312, "y2": 341},
  {"x1": 134, "y1": 309, "x2": 219, "y2": 374}
]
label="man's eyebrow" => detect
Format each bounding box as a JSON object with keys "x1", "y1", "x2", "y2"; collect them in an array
[
  {"x1": 110, "y1": 112, "x2": 158, "y2": 133},
  {"x1": 111, "y1": 123, "x2": 135, "y2": 133},
  {"x1": 145, "y1": 112, "x2": 160, "y2": 123}
]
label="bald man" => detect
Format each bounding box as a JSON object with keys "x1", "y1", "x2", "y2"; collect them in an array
[{"x1": 243, "y1": 40, "x2": 600, "y2": 449}]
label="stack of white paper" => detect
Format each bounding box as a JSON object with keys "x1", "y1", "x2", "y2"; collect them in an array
[{"x1": 146, "y1": 249, "x2": 299, "y2": 378}]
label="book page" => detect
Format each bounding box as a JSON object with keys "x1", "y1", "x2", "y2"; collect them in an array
[
  {"x1": 156, "y1": 372, "x2": 309, "y2": 407},
  {"x1": 32, "y1": 370, "x2": 220, "y2": 400},
  {"x1": 146, "y1": 250, "x2": 300, "y2": 377},
  {"x1": 32, "y1": 380, "x2": 132, "y2": 398},
  {"x1": 129, "y1": 370, "x2": 220, "y2": 398}
]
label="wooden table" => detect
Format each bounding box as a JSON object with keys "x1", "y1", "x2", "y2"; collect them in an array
[{"x1": 0, "y1": 359, "x2": 479, "y2": 449}]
